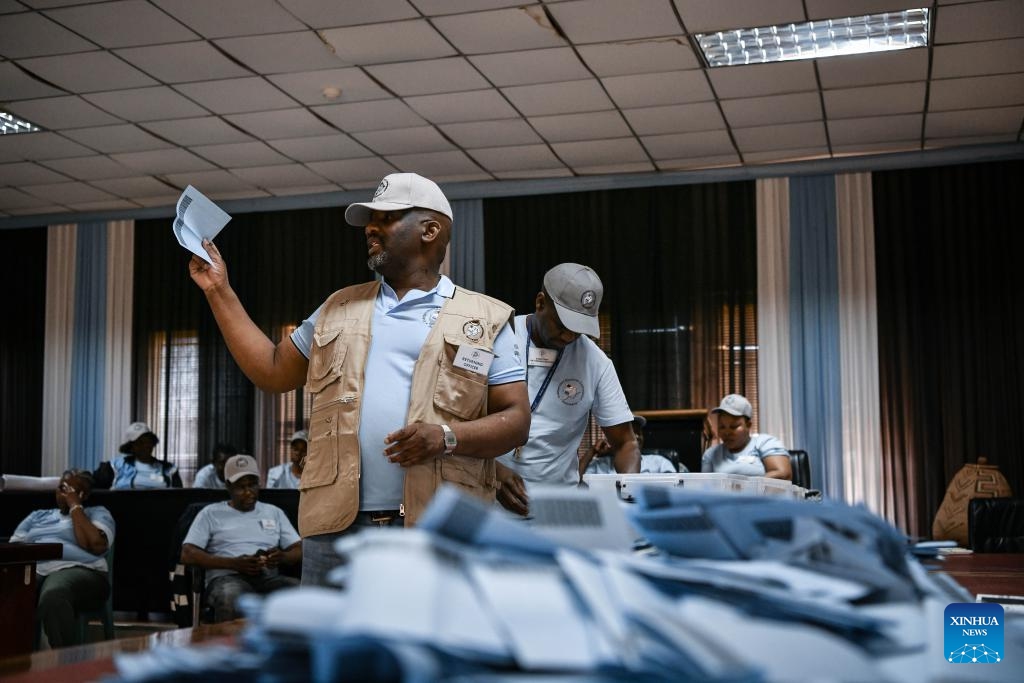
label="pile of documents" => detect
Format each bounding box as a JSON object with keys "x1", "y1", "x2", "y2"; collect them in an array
[{"x1": 111, "y1": 486, "x2": 1023, "y2": 682}]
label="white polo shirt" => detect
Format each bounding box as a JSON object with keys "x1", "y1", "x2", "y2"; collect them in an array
[
  {"x1": 291, "y1": 276, "x2": 524, "y2": 510},
  {"x1": 701, "y1": 434, "x2": 788, "y2": 476}
]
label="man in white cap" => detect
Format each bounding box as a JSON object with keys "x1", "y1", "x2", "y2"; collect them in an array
[
  {"x1": 701, "y1": 394, "x2": 791, "y2": 480},
  {"x1": 267, "y1": 430, "x2": 307, "y2": 489},
  {"x1": 189, "y1": 173, "x2": 529, "y2": 586},
  {"x1": 181, "y1": 454, "x2": 302, "y2": 622},
  {"x1": 495, "y1": 263, "x2": 640, "y2": 516}
]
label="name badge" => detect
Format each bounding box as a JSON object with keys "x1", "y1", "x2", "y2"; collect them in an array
[
  {"x1": 528, "y1": 347, "x2": 558, "y2": 367},
  {"x1": 260, "y1": 519, "x2": 277, "y2": 531},
  {"x1": 453, "y1": 345, "x2": 494, "y2": 375}
]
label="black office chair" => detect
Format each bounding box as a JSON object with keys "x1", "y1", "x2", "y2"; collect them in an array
[
  {"x1": 969, "y1": 497, "x2": 1024, "y2": 552},
  {"x1": 644, "y1": 448, "x2": 686, "y2": 472},
  {"x1": 169, "y1": 502, "x2": 213, "y2": 627},
  {"x1": 787, "y1": 450, "x2": 811, "y2": 489}
]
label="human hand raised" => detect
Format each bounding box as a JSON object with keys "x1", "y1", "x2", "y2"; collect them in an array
[
  {"x1": 188, "y1": 239, "x2": 229, "y2": 293},
  {"x1": 383, "y1": 423, "x2": 445, "y2": 467},
  {"x1": 58, "y1": 481, "x2": 83, "y2": 509},
  {"x1": 495, "y1": 461, "x2": 529, "y2": 516}
]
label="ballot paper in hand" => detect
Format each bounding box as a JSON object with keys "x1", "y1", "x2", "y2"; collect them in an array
[{"x1": 172, "y1": 185, "x2": 230, "y2": 263}]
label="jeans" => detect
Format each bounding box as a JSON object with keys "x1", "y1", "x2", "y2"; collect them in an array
[
  {"x1": 301, "y1": 514, "x2": 404, "y2": 588},
  {"x1": 38, "y1": 566, "x2": 109, "y2": 648},
  {"x1": 206, "y1": 572, "x2": 299, "y2": 622}
]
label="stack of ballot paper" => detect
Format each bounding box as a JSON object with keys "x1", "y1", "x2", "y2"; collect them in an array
[{"x1": 172, "y1": 185, "x2": 230, "y2": 264}]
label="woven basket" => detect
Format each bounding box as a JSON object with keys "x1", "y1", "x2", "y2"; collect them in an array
[{"x1": 932, "y1": 457, "x2": 1013, "y2": 546}]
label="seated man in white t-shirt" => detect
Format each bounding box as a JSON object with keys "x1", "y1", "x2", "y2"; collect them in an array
[
  {"x1": 181, "y1": 455, "x2": 302, "y2": 622},
  {"x1": 267, "y1": 430, "x2": 306, "y2": 489},
  {"x1": 192, "y1": 443, "x2": 238, "y2": 488},
  {"x1": 700, "y1": 394, "x2": 792, "y2": 480}
]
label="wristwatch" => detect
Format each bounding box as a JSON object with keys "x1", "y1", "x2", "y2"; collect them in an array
[{"x1": 440, "y1": 424, "x2": 457, "y2": 455}]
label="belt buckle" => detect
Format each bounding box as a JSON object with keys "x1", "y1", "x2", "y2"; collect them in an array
[{"x1": 369, "y1": 512, "x2": 394, "y2": 525}]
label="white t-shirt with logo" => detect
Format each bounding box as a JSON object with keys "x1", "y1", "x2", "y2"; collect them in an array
[
  {"x1": 498, "y1": 314, "x2": 634, "y2": 486},
  {"x1": 700, "y1": 434, "x2": 788, "y2": 476}
]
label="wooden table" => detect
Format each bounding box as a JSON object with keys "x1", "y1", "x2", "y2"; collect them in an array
[
  {"x1": 928, "y1": 553, "x2": 1024, "y2": 597},
  {"x1": 0, "y1": 543, "x2": 62, "y2": 658},
  {"x1": 0, "y1": 620, "x2": 246, "y2": 682}
]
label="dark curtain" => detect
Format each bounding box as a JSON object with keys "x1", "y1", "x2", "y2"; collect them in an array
[
  {"x1": 483, "y1": 181, "x2": 756, "y2": 411},
  {"x1": 133, "y1": 207, "x2": 370, "y2": 466},
  {"x1": 874, "y1": 159, "x2": 1024, "y2": 538},
  {"x1": 0, "y1": 226, "x2": 46, "y2": 475}
]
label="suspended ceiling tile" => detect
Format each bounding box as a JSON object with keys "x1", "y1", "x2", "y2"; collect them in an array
[
  {"x1": 0, "y1": 11, "x2": 96, "y2": 58},
  {"x1": 0, "y1": 62, "x2": 66, "y2": 100},
  {"x1": 721, "y1": 92, "x2": 821, "y2": 128},
  {"x1": 0, "y1": 132, "x2": 95, "y2": 161},
  {"x1": 191, "y1": 141, "x2": 292, "y2": 168},
  {"x1": 432, "y1": 7, "x2": 565, "y2": 54},
  {"x1": 230, "y1": 164, "x2": 329, "y2": 188},
  {"x1": 215, "y1": 31, "x2": 346, "y2": 74},
  {"x1": 40, "y1": 155, "x2": 140, "y2": 180},
  {"x1": 267, "y1": 134, "x2": 372, "y2": 162},
  {"x1": 832, "y1": 140, "x2": 921, "y2": 156},
  {"x1": 0, "y1": 188, "x2": 64, "y2": 209},
  {"x1": 641, "y1": 129, "x2": 735, "y2": 159},
  {"x1": 932, "y1": 38, "x2": 1024, "y2": 79},
  {"x1": 404, "y1": 90, "x2": 519, "y2": 124},
  {"x1": 929, "y1": 73, "x2": 1024, "y2": 111},
  {"x1": 470, "y1": 48, "x2": 590, "y2": 87},
  {"x1": 548, "y1": 0, "x2": 683, "y2": 44},
  {"x1": 268, "y1": 184, "x2": 342, "y2": 197},
  {"x1": 0, "y1": 162, "x2": 70, "y2": 186},
  {"x1": 352, "y1": 126, "x2": 454, "y2": 155},
  {"x1": 278, "y1": 0, "x2": 418, "y2": 27},
  {"x1": 22, "y1": 180, "x2": 116, "y2": 203},
  {"x1": 816, "y1": 49, "x2": 929, "y2": 89},
  {"x1": 577, "y1": 38, "x2": 700, "y2": 77},
  {"x1": 84, "y1": 86, "x2": 210, "y2": 122},
  {"x1": 134, "y1": 194, "x2": 185, "y2": 207},
  {"x1": 18, "y1": 51, "x2": 157, "y2": 93},
  {"x1": 673, "y1": 0, "x2": 805, "y2": 32},
  {"x1": 152, "y1": 0, "x2": 305, "y2": 38},
  {"x1": 494, "y1": 167, "x2": 573, "y2": 180},
  {"x1": 225, "y1": 109, "x2": 337, "y2": 140},
  {"x1": 827, "y1": 114, "x2": 923, "y2": 145},
  {"x1": 805, "y1": 0, "x2": 920, "y2": 20},
  {"x1": 528, "y1": 111, "x2": 632, "y2": 143},
  {"x1": 0, "y1": 0, "x2": 28, "y2": 13},
  {"x1": 321, "y1": 20, "x2": 456, "y2": 65},
  {"x1": 305, "y1": 157, "x2": 397, "y2": 186},
  {"x1": 502, "y1": 80, "x2": 613, "y2": 117},
  {"x1": 744, "y1": 147, "x2": 830, "y2": 164},
  {"x1": 552, "y1": 137, "x2": 649, "y2": 166},
  {"x1": 312, "y1": 99, "x2": 426, "y2": 132},
  {"x1": 385, "y1": 150, "x2": 483, "y2": 176},
  {"x1": 468, "y1": 144, "x2": 564, "y2": 172},
  {"x1": 708, "y1": 61, "x2": 818, "y2": 99},
  {"x1": 114, "y1": 42, "x2": 252, "y2": 83},
  {"x1": 110, "y1": 148, "x2": 215, "y2": 175},
  {"x1": 824, "y1": 82, "x2": 926, "y2": 119},
  {"x1": 66, "y1": 198, "x2": 139, "y2": 211},
  {"x1": 175, "y1": 78, "x2": 298, "y2": 115},
  {"x1": 62, "y1": 124, "x2": 175, "y2": 154},
  {"x1": 655, "y1": 153, "x2": 742, "y2": 170},
  {"x1": 439, "y1": 119, "x2": 542, "y2": 148},
  {"x1": 603, "y1": 70, "x2": 713, "y2": 108},
  {"x1": 90, "y1": 176, "x2": 175, "y2": 197},
  {"x1": 732, "y1": 121, "x2": 828, "y2": 153},
  {"x1": 140, "y1": 117, "x2": 254, "y2": 146},
  {"x1": 163, "y1": 169, "x2": 254, "y2": 192},
  {"x1": 575, "y1": 161, "x2": 656, "y2": 175},
  {"x1": 934, "y1": 0, "x2": 1024, "y2": 43},
  {"x1": 925, "y1": 106, "x2": 1024, "y2": 138},
  {"x1": 6, "y1": 204, "x2": 72, "y2": 215},
  {"x1": 20, "y1": 1, "x2": 108, "y2": 7},
  {"x1": 622, "y1": 102, "x2": 725, "y2": 135},
  {"x1": 925, "y1": 133, "x2": 1019, "y2": 148},
  {"x1": 411, "y1": 0, "x2": 534, "y2": 16},
  {"x1": 45, "y1": 0, "x2": 198, "y2": 48},
  {"x1": 6, "y1": 96, "x2": 121, "y2": 130},
  {"x1": 268, "y1": 68, "x2": 390, "y2": 106},
  {"x1": 208, "y1": 189, "x2": 270, "y2": 201},
  {"x1": 367, "y1": 58, "x2": 491, "y2": 96}
]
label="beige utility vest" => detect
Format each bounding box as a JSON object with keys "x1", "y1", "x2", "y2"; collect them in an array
[{"x1": 298, "y1": 279, "x2": 514, "y2": 537}]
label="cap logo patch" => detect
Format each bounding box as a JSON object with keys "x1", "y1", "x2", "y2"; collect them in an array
[
  {"x1": 580, "y1": 290, "x2": 596, "y2": 309},
  {"x1": 373, "y1": 179, "x2": 389, "y2": 198},
  {"x1": 463, "y1": 320, "x2": 484, "y2": 341}
]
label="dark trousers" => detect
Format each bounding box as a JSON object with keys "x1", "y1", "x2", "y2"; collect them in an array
[
  {"x1": 38, "y1": 566, "x2": 109, "y2": 648},
  {"x1": 206, "y1": 572, "x2": 299, "y2": 622}
]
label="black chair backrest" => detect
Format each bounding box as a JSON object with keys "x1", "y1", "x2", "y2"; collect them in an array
[
  {"x1": 787, "y1": 450, "x2": 811, "y2": 489},
  {"x1": 969, "y1": 497, "x2": 1024, "y2": 553},
  {"x1": 644, "y1": 448, "x2": 683, "y2": 472}
]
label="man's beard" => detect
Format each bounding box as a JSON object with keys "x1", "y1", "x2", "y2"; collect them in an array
[{"x1": 367, "y1": 250, "x2": 389, "y2": 272}]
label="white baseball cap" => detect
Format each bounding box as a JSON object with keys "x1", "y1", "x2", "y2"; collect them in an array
[
  {"x1": 345, "y1": 173, "x2": 452, "y2": 227},
  {"x1": 711, "y1": 394, "x2": 753, "y2": 419},
  {"x1": 224, "y1": 454, "x2": 260, "y2": 483},
  {"x1": 121, "y1": 422, "x2": 158, "y2": 448},
  {"x1": 289, "y1": 430, "x2": 308, "y2": 443},
  {"x1": 543, "y1": 263, "x2": 603, "y2": 338}
]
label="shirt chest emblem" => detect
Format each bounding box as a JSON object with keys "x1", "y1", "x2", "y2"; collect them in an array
[
  {"x1": 463, "y1": 320, "x2": 484, "y2": 341},
  {"x1": 557, "y1": 378, "x2": 584, "y2": 405}
]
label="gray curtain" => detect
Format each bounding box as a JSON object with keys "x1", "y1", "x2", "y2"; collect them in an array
[{"x1": 449, "y1": 199, "x2": 485, "y2": 292}]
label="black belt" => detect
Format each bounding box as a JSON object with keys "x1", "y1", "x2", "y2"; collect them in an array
[{"x1": 355, "y1": 510, "x2": 403, "y2": 525}]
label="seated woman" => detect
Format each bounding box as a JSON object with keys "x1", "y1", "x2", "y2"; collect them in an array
[
  {"x1": 94, "y1": 422, "x2": 182, "y2": 489},
  {"x1": 10, "y1": 470, "x2": 115, "y2": 648},
  {"x1": 701, "y1": 394, "x2": 792, "y2": 481}
]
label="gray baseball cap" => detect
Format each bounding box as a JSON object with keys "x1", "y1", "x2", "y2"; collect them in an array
[
  {"x1": 543, "y1": 263, "x2": 603, "y2": 338},
  {"x1": 224, "y1": 454, "x2": 260, "y2": 483},
  {"x1": 345, "y1": 173, "x2": 452, "y2": 227},
  {"x1": 711, "y1": 394, "x2": 753, "y2": 419}
]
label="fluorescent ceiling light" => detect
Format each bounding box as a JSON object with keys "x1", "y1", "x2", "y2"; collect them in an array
[
  {"x1": 1, "y1": 110, "x2": 43, "y2": 135},
  {"x1": 696, "y1": 8, "x2": 929, "y2": 67}
]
